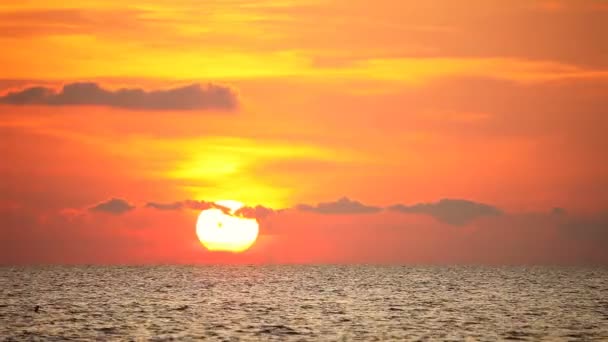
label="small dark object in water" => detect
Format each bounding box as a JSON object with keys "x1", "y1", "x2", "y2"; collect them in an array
[
  {"x1": 34, "y1": 305, "x2": 40, "y2": 313},
  {"x1": 175, "y1": 305, "x2": 189, "y2": 311}
]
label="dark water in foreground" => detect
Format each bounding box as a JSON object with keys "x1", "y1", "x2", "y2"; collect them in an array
[{"x1": 1, "y1": 266, "x2": 607, "y2": 341}]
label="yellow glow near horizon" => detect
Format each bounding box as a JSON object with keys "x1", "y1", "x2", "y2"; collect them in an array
[
  {"x1": 164, "y1": 136, "x2": 350, "y2": 208},
  {"x1": 195, "y1": 200, "x2": 259, "y2": 252}
]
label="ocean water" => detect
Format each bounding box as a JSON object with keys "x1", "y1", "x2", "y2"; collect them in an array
[{"x1": 1, "y1": 266, "x2": 607, "y2": 341}]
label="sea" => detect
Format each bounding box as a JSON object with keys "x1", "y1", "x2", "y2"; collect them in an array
[{"x1": 1, "y1": 266, "x2": 607, "y2": 341}]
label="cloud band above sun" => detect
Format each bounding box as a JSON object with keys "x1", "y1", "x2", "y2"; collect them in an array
[{"x1": 108, "y1": 196, "x2": 503, "y2": 226}]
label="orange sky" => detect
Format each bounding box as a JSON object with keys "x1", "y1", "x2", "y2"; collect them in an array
[{"x1": 1, "y1": 0, "x2": 607, "y2": 264}]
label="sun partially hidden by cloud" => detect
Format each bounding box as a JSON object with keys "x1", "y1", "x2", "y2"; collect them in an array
[{"x1": 196, "y1": 200, "x2": 259, "y2": 253}]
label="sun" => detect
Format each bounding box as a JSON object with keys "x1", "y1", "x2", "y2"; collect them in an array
[{"x1": 195, "y1": 200, "x2": 259, "y2": 253}]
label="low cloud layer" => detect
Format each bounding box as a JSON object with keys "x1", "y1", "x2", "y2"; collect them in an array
[
  {"x1": 89, "y1": 198, "x2": 135, "y2": 215},
  {"x1": 0, "y1": 82, "x2": 238, "y2": 110},
  {"x1": 297, "y1": 197, "x2": 382, "y2": 214},
  {"x1": 389, "y1": 198, "x2": 502, "y2": 226},
  {"x1": 235, "y1": 205, "x2": 277, "y2": 220},
  {"x1": 3, "y1": 197, "x2": 608, "y2": 265},
  {"x1": 145, "y1": 199, "x2": 277, "y2": 220}
]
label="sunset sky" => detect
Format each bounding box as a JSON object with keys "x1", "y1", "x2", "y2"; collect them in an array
[{"x1": 1, "y1": 0, "x2": 607, "y2": 264}]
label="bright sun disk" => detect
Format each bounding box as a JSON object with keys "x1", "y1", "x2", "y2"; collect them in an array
[{"x1": 195, "y1": 200, "x2": 259, "y2": 253}]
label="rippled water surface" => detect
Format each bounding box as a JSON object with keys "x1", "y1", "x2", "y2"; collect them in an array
[{"x1": 1, "y1": 266, "x2": 607, "y2": 341}]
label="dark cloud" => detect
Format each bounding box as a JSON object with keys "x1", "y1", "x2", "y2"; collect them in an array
[
  {"x1": 144, "y1": 199, "x2": 223, "y2": 212},
  {"x1": 145, "y1": 201, "x2": 184, "y2": 211},
  {"x1": 143, "y1": 200, "x2": 214, "y2": 211},
  {"x1": 0, "y1": 86, "x2": 51, "y2": 104},
  {"x1": 0, "y1": 82, "x2": 238, "y2": 110},
  {"x1": 389, "y1": 198, "x2": 502, "y2": 226},
  {"x1": 297, "y1": 197, "x2": 381, "y2": 214},
  {"x1": 89, "y1": 198, "x2": 135, "y2": 215},
  {"x1": 182, "y1": 200, "x2": 217, "y2": 211},
  {"x1": 235, "y1": 205, "x2": 277, "y2": 220}
]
